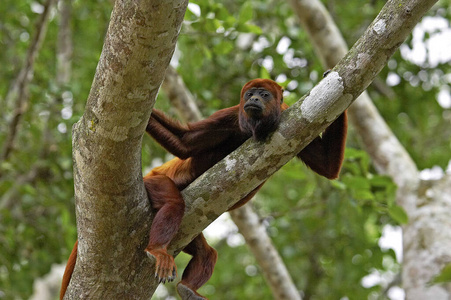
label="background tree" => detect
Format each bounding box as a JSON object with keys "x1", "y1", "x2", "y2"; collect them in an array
[{"x1": 0, "y1": 0, "x2": 449, "y2": 299}]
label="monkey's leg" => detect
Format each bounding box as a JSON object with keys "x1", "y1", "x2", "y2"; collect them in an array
[
  {"x1": 144, "y1": 174, "x2": 185, "y2": 283},
  {"x1": 177, "y1": 233, "x2": 218, "y2": 300}
]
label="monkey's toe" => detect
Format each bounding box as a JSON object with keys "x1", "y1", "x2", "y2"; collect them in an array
[{"x1": 145, "y1": 248, "x2": 177, "y2": 284}]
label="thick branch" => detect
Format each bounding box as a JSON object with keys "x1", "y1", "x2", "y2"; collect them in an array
[
  {"x1": 291, "y1": 2, "x2": 451, "y2": 298},
  {"x1": 290, "y1": 0, "x2": 421, "y2": 213},
  {"x1": 67, "y1": 0, "x2": 188, "y2": 298},
  {"x1": 167, "y1": 0, "x2": 436, "y2": 254},
  {"x1": 278, "y1": 0, "x2": 451, "y2": 299}
]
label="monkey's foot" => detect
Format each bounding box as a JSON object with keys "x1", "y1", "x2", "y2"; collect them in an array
[
  {"x1": 177, "y1": 283, "x2": 207, "y2": 300},
  {"x1": 145, "y1": 248, "x2": 177, "y2": 283}
]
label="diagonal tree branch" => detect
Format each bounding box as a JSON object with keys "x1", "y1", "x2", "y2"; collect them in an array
[
  {"x1": 289, "y1": 0, "x2": 420, "y2": 214},
  {"x1": 167, "y1": 0, "x2": 436, "y2": 256},
  {"x1": 278, "y1": 1, "x2": 451, "y2": 298},
  {"x1": 289, "y1": 2, "x2": 451, "y2": 297}
]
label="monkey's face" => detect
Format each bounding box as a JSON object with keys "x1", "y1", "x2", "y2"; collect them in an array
[
  {"x1": 242, "y1": 87, "x2": 274, "y2": 119},
  {"x1": 238, "y1": 79, "x2": 284, "y2": 140}
]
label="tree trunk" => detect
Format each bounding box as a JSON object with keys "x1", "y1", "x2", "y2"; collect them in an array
[
  {"x1": 403, "y1": 175, "x2": 451, "y2": 299},
  {"x1": 65, "y1": 0, "x2": 188, "y2": 298}
]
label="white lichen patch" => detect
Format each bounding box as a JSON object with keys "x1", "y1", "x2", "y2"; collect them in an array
[
  {"x1": 373, "y1": 19, "x2": 386, "y2": 35},
  {"x1": 225, "y1": 157, "x2": 237, "y2": 171},
  {"x1": 301, "y1": 71, "x2": 345, "y2": 122}
]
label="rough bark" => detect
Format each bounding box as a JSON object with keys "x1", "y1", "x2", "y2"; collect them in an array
[
  {"x1": 66, "y1": 0, "x2": 188, "y2": 298},
  {"x1": 290, "y1": 0, "x2": 451, "y2": 298},
  {"x1": 291, "y1": 0, "x2": 420, "y2": 213},
  {"x1": 161, "y1": 69, "x2": 301, "y2": 300}
]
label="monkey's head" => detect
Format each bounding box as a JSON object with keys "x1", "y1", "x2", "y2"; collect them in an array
[{"x1": 239, "y1": 79, "x2": 284, "y2": 141}]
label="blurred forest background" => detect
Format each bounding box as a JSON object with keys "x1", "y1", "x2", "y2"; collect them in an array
[{"x1": 1, "y1": 0, "x2": 450, "y2": 299}]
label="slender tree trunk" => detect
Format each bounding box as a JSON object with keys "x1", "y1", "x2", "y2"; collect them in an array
[
  {"x1": 0, "y1": 0, "x2": 58, "y2": 208},
  {"x1": 56, "y1": 0, "x2": 73, "y2": 86},
  {"x1": 230, "y1": 205, "x2": 302, "y2": 300},
  {"x1": 1, "y1": 0, "x2": 56, "y2": 163},
  {"x1": 403, "y1": 175, "x2": 451, "y2": 299},
  {"x1": 162, "y1": 66, "x2": 203, "y2": 122}
]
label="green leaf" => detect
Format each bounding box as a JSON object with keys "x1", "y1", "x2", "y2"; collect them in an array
[
  {"x1": 430, "y1": 263, "x2": 451, "y2": 284},
  {"x1": 259, "y1": 67, "x2": 270, "y2": 79},
  {"x1": 239, "y1": 2, "x2": 253, "y2": 23},
  {"x1": 243, "y1": 23, "x2": 262, "y2": 34},
  {"x1": 331, "y1": 180, "x2": 346, "y2": 190},
  {"x1": 342, "y1": 176, "x2": 371, "y2": 190},
  {"x1": 202, "y1": 45, "x2": 213, "y2": 60},
  {"x1": 354, "y1": 189, "x2": 375, "y2": 201},
  {"x1": 369, "y1": 175, "x2": 393, "y2": 188},
  {"x1": 213, "y1": 41, "x2": 234, "y2": 55},
  {"x1": 388, "y1": 205, "x2": 409, "y2": 224},
  {"x1": 185, "y1": 7, "x2": 199, "y2": 21}
]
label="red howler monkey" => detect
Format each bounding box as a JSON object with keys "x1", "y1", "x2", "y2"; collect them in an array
[{"x1": 60, "y1": 78, "x2": 347, "y2": 300}]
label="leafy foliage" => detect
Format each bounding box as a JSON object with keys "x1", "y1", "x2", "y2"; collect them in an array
[{"x1": 0, "y1": 0, "x2": 450, "y2": 299}]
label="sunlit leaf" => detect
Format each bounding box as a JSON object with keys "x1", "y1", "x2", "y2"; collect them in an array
[
  {"x1": 388, "y1": 205, "x2": 409, "y2": 224},
  {"x1": 239, "y1": 2, "x2": 253, "y2": 23},
  {"x1": 430, "y1": 263, "x2": 451, "y2": 284}
]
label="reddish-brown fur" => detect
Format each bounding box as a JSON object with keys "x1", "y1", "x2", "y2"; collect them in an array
[{"x1": 60, "y1": 79, "x2": 347, "y2": 300}]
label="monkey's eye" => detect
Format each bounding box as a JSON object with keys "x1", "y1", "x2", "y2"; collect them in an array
[
  {"x1": 245, "y1": 92, "x2": 253, "y2": 98},
  {"x1": 261, "y1": 92, "x2": 270, "y2": 98}
]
